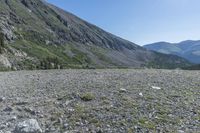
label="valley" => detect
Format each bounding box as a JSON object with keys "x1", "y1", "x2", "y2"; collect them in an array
[{"x1": 0, "y1": 0, "x2": 199, "y2": 133}]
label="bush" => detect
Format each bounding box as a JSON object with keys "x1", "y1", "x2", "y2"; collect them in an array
[
  {"x1": 38, "y1": 57, "x2": 63, "y2": 69},
  {"x1": 80, "y1": 92, "x2": 95, "y2": 101},
  {"x1": 0, "y1": 32, "x2": 4, "y2": 54}
]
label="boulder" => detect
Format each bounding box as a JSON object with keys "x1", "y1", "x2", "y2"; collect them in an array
[{"x1": 14, "y1": 119, "x2": 42, "y2": 133}]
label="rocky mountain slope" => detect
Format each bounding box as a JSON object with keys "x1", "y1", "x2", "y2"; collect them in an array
[
  {"x1": 144, "y1": 40, "x2": 200, "y2": 64},
  {"x1": 0, "y1": 0, "x2": 190, "y2": 70},
  {"x1": 0, "y1": 69, "x2": 199, "y2": 132}
]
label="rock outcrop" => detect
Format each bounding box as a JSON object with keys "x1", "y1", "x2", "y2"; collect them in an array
[{"x1": 14, "y1": 119, "x2": 42, "y2": 133}]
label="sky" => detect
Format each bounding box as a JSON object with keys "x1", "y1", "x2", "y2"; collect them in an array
[{"x1": 47, "y1": 0, "x2": 200, "y2": 45}]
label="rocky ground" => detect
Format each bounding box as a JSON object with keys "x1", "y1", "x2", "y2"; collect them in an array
[{"x1": 0, "y1": 69, "x2": 199, "y2": 133}]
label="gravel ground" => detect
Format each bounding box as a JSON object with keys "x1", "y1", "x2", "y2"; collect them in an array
[{"x1": 0, "y1": 69, "x2": 199, "y2": 133}]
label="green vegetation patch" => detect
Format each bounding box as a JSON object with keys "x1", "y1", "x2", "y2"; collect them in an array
[{"x1": 80, "y1": 92, "x2": 95, "y2": 101}]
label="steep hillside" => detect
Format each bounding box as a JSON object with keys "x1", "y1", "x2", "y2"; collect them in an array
[
  {"x1": 0, "y1": 0, "x2": 190, "y2": 70},
  {"x1": 144, "y1": 40, "x2": 200, "y2": 64}
]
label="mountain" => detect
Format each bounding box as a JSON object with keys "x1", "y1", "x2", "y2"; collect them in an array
[
  {"x1": 144, "y1": 40, "x2": 200, "y2": 64},
  {"x1": 0, "y1": 0, "x2": 190, "y2": 70}
]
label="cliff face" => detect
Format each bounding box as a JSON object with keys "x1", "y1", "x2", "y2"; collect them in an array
[{"x1": 0, "y1": 0, "x2": 190, "y2": 69}]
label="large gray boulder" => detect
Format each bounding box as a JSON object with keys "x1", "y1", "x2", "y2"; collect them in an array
[{"x1": 14, "y1": 119, "x2": 42, "y2": 133}]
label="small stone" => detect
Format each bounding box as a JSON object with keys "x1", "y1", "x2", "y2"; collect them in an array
[
  {"x1": 106, "y1": 124, "x2": 110, "y2": 128},
  {"x1": 65, "y1": 100, "x2": 72, "y2": 106},
  {"x1": 24, "y1": 108, "x2": 36, "y2": 115},
  {"x1": 15, "y1": 101, "x2": 29, "y2": 106},
  {"x1": 10, "y1": 116, "x2": 17, "y2": 121},
  {"x1": 67, "y1": 108, "x2": 74, "y2": 112},
  {"x1": 3, "y1": 107, "x2": 13, "y2": 112},
  {"x1": 38, "y1": 114, "x2": 44, "y2": 118},
  {"x1": 96, "y1": 127, "x2": 103, "y2": 133},
  {"x1": 0, "y1": 131, "x2": 11, "y2": 133},
  {"x1": 14, "y1": 119, "x2": 42, "y2": 133},
  {"x1": 139, "y1": 92, "x2": 143, "y2": 97},
  {"x1": 58, "y1": 118, "x2": 63, "y2": 124},
  {"x1": 178, "y1": 130, "x2": 185, "y2": 133},
  {"x1": 5, "y1": 131, "x2": 12, "y2": 133},
  {"x1": 63, "y1": 123, "x2": 68, "y2": 128},
  {"x1": 0, "y1": 97, "x2": 6, "y2": 102},
  {"x1": 151, "y1": 86, "x2": 161, "y2": 90},
  {"x1": 0, "y1": 124, "x2": 7, "y2": 130},
  {"x1": 119, "y1": 88, "x2": 127, "y2": 93}
]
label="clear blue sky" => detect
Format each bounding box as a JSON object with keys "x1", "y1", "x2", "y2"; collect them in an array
[{"x1": 47, "y1": 0, "x2": 200, "y2": 45}]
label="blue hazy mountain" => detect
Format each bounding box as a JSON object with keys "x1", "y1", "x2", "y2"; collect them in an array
[{"x1": 144, "y1": 40, "x2": 200, "y2": 64}]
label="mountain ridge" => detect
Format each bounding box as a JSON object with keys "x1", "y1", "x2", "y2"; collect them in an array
[
  {"x1": 0, "y1": 0, "x2": 190, "y2": 70},
  {"x1": 144, "y1": 40, "x2": 200, "y2": 64}
]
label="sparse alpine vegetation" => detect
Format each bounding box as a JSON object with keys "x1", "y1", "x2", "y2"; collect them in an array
[
  {"x1": 0, "y1": 69, "x2": 199, "y2": 132},
  {"x1": 80, "y1": 92, "x2": 95, "y2": 101}
]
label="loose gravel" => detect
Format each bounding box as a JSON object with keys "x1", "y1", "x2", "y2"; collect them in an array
[{"x1": 0, "y1": 69, "x2": 199, "y2": 133}]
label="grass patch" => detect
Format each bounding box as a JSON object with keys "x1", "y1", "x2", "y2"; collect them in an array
[{"x1": 80, "y1": 92, "x2": 95, "y2": 101}]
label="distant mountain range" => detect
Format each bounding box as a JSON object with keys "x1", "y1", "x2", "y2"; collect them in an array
[
  {"x1": 144, "y1": 40, "x2": 200, "y2": 64},
  {"x1": 0, "y1": 0, "x2": 190, "y2": 70}
]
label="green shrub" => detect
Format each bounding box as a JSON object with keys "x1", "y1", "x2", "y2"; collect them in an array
[
  {"x1": 38, "y1": 57, "x2": 63, "y2": 70},
  {"x1": 80, "y1": 92, "x2": 95, "y2": 101},
  {"x1": 0, "y1": 31, "x2": 4, "y2": 54}
]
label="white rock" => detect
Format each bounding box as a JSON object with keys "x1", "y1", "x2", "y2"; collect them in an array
[
  {"x1": 139, "y1": 92, "x2": 143, "y2": 97},
  {"x1": 45, "y1": 40, "x2": 50, "y2": 45},
  {"x1": 0, "y1": 97, "x2": 5, "y2": 102},
  {"x1": 119, "y1": 88, "x2": 127, "y2": 93},
  {"x1": 10, "y1": 116, "x2": 17, "y2": 121},
  {"x1": 0, "y1": 55, "x2": 12, "y2": 68},
  {"x1": 0, "y1": 131, "x2": 11, "y2": 133},
  {"x1": 65, "y1": 100, "x2": 72, "y2": 106},
  {"x1": 67, "y1": 108, "x2": 74, "y2": 112},
  {"x1": 28, "y1": 9, "x2": 32, "y2": 13},
  {"x1": 14, "y1": 119, "x2": 42, "y2": 133},
  {"x1": 151, "y1": 86, "x2": 161, "y2": 90},
  {"x1": 178, "y1": 130, "x2": 185, "y2": 133}
]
